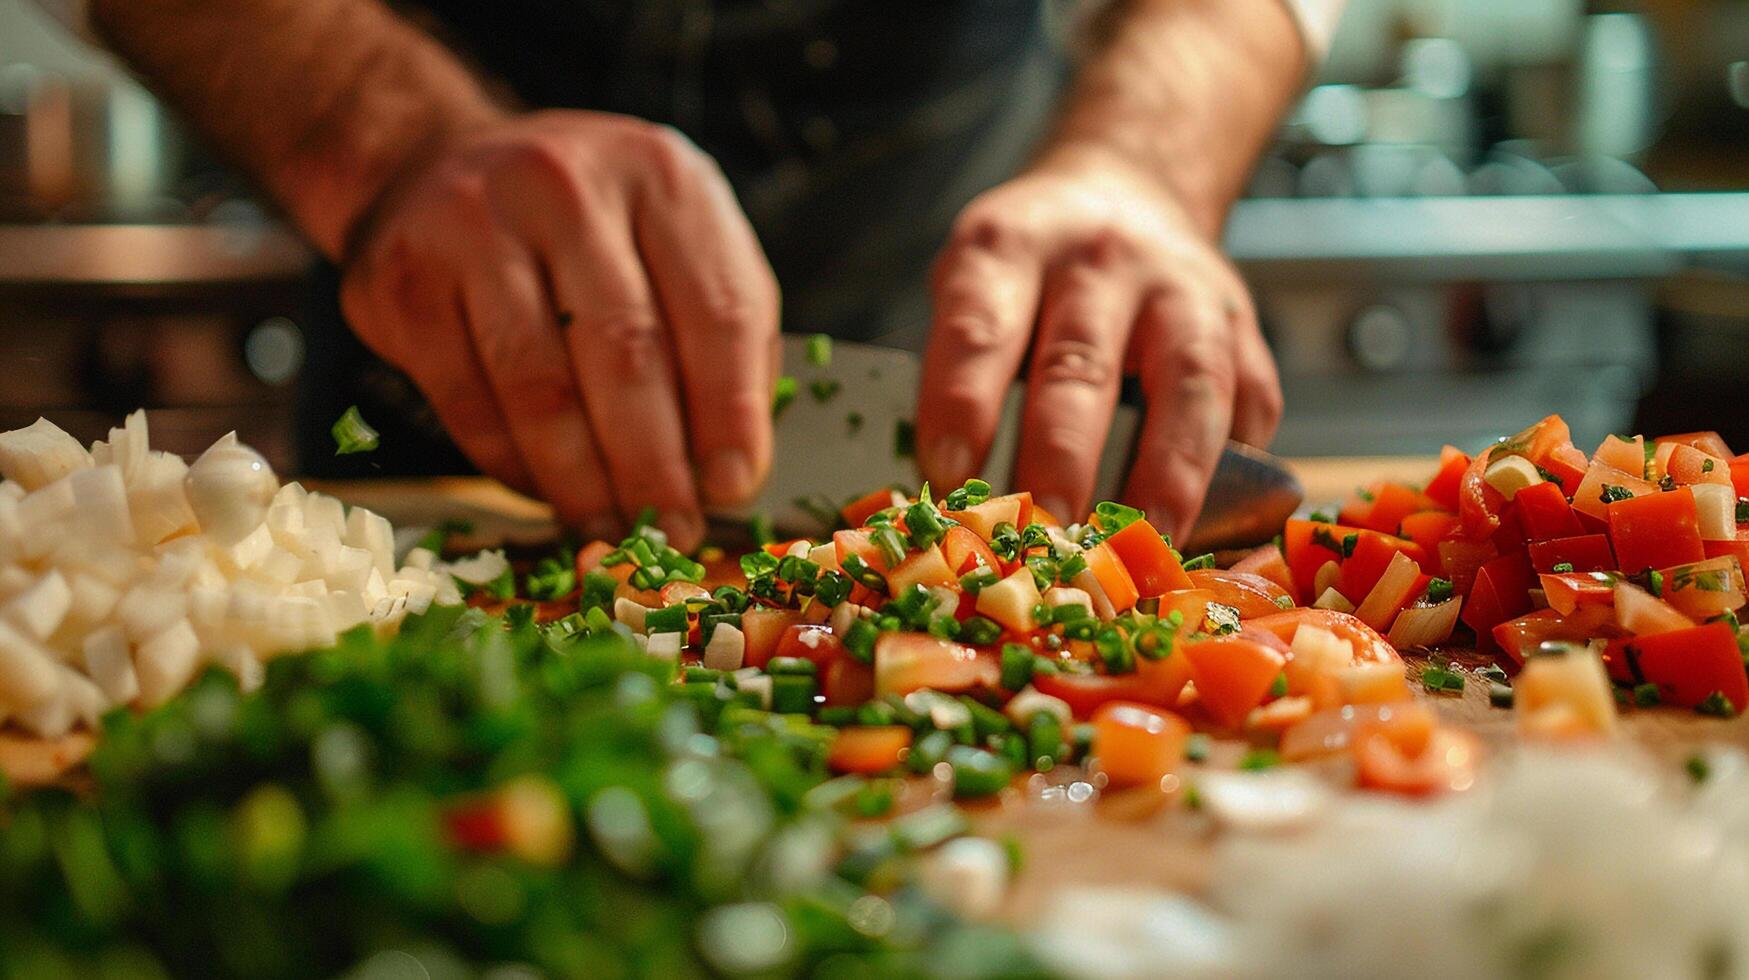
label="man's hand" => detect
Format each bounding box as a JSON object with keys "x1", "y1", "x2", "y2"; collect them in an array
[
  {"x1": 916, "y1": 149, "x2": 1281, "y2": 537},
  {"x1": 340, "y1": 111, "x2": 780, "y2": 548}
]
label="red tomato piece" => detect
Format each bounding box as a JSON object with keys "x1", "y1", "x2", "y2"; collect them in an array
[
  {"x1": 1400, "y1": 512, "x2": 1461, "y2": 570},
  {"x1": 873, "y1": 632, "x2": 998, "y2": 697},
  {"x1": 1731, "y1": 454, "x2": 1749, "y2": 500},
  {"x1": 1186, "y1": 569, "x2": 1293, "y2": 619},
  {"x1": 1491, "y1": 607, "x2": 1613, "y2": 665},
  {"x1": 1363, "y1": 483, "x2": 1438, "y2": 536},
  {"x1": 1461, "y1": 552, "x2": 1536, "y2": 654},
  {"x1": 1085, "y1": 542, "x2": 1140, "y2": 614},
  {"x1": 1245, "y1": 608, "x2": 1402, "y2": 665},
  {"x1": 1513, "y1": 481, "x2": 1585, "y2": 541},
  {"x1": 1592, "y1": 433, "x2": 1646, "y2": 475},
  {"x1": 1659, "y1": 431, "x2": 1735, "y2": 459},
  {"x1": 1283, "y1": 519, "x2": 1370, "y2": 605},
  {"x1": 1528, "y1": 533, "x2": 1616, "y2": 574},
  {"x1": 834, "y1": 529, "x2": 890, "y2": 574},
  {"x1": 822, "y1": 657, "x2": 876, "y2": 706},
  {"x1": 1666, "y1": 445, "x2": 1733, "y2": 487},
  {"x1": 1228, "y1": 543, "x2": 1298, "y2": 598},
  {"x1": 1337, "y1": 532, "x2": 1426, "y2": 605},
  {"x1": 1705, "y1": 534, "x2": 1749, "y2": 573},
  {"x1": 1355, "y1": 724, "x2": 1481, "y2": 796},
  {"x1": 1619, "y1": 621, "x2": 1749, "y2": 712},
  {"x1": 841, "y1": 488, "x2": 902, "y2": 529},
  {"x1": 1423, "y1": 445, "x2": 1471, "y2": 511},
  {"x1": 828, "y1": 726, "x2": 912, "y2": 774},
  {"x1": 940, "y1": 525, "x2": 1000, "y2": 577},
  {"x1": 1181, "y1": 635, "x2": 1289, "y2": 730},
  {"x1": 1608, "y1": 487, "x2": 1705, "y2": 573},
  {"x1": 1437, "y1": 537, "x2": 1498, "y2": 596},
  {"x1": 1104, "y1": 518, "x2": 1192, "y2": 597},
  {"x1": 1033, "y1": 654, "x2": 1194, "y2": 720},
  {"x1": 775, "y1": 624, "x2": 847, "y2": 669},
  {"x1": 1091, "y1": 702, "x2": 1190, "y2": 789},
  {"x1": 741, "y1": 608, "x2": 806, "y2": 669},
  {"x1": 1538, "y1": 571, "x2": 1619, "y2": 615}
]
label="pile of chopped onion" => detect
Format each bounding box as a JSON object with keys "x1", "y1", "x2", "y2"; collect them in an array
[{"x1": 0, "y1": 413, "x2": 460, "y2": 738}]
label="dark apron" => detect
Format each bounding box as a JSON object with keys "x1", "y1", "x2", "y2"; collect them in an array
[{"x1": 300, "y1": 0, "x2": 1069, "y2": 474}]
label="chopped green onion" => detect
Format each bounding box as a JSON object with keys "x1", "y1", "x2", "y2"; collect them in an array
[
  {"x1": 1094, "y1": 628, "x2": 1133, "y2": 674},
  {"x1": 1051, "y1": 604, "x2": 1091, "y2": 625},
  {"x1": 843, "y1": 617, "x2": 879, "y2": 664},
  {"x1": 1599, "y1": 483, "x2": 1633, "y2": 504},
  {"x1": 871, "y1": 526, "x2": 908, "y2": 569},
  {"x1": 1238, "y1": 748, "x2": 1279, "y2": 771},
  {"x1": 1092, "y1": 501, "x2": 1144, "y2": 532},
  {"x1": 1341, "y1": 533, "x2": 1360, "y2": 558},
  {"x1": 1308, "y1": 510, "x2": 1334, "y2": 524},
  {"x1": 1180, "y1": 553, "x2": 1215, "y2": 572},
  {"x1": 1488, "y1": 680, "x2": 1514, "y2": 708},
  {"x1": 927, "y1": 615, "x2": 961, "y2": 640},
  {"x1": 644, "y1": 604, "x2": 688, "y2": 635},
  {"x1": 959, "y1": 616, "x2": 1001, "y2": 646},
  {"x1": 1420, "y1": 666, "x2": 1465, "y2": 693},
  {"x1": 1697, "y1": 691, "x2": 1738, "y2": 718},
  {"x1": 580, "y1": 571, "x2": 618, "y2": 611},
  {"x1": 840, "y1": 554, "x2": 888, "y2": 593},
  {"x1": 772, "y1": 376, "x2": 799, "y2": 417},
  {"x1": 999, "y1": 643, "x2": 1033, "y2": 690},
  {"x1": 847, "y1": 411, "x2": 865, "y2": 435},
  {"x1": 1269, "y1": 673, "x2": 1288, "y2": 697},
  {"x1": 1687, "y1": 753, "x2": 1711, "y2": 783},
  {"x1": 959, "y1": 567, "x2": 999, "y2": 595},
  {"x1": 945, "y1": 745, "x2": 1013, "y2": 797},
  {"x1": 1632, "y1": 683, "x2": 1661, "y2": 707},
  {"x1": 813, "y1": 570, "x2": 852, "y2": 608},
  {"x1": 1426, "y1": 577, "x2": 1454, "y2": 603},
  {"x1": 806, "y1": 333, "x2": 833, "y2": 367},
  {"x1": 1551, "y1": 562, "x2": 1574, "y2": 574},
  {"x1": 809, "y1": 379, "x2": 841, "y2": 403},
  {"x1": 1184, "y1": 733, "x2": 1211, "y2": 763},
  {"x1": 330, "y1": 405, "x2": 380, "y2": 455},
  {"x1": 1055, "y1": 552, "x2": 1088, "y2": 583},
  {"x1": 942, "y1": 479, "x2": 992, "y2": 511}
]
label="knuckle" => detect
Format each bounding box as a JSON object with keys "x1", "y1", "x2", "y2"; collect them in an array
[
  {"x1": 934, "y1": 306, "x2": 1011, "y2": 359},
  {"x1": 1074, "y1": 226, "x2": 1139, "y2": 270},
  {"x1": 634, "y1": 123, "x2": 707, "y2": 195},
  {"x1": 1033, "y1": 336, "x2": 1116, "y2": 390},
  {"x1": 947, "y1": 209, "x2": 1033, "y2": 259},
  {"x1": 588, "y1": 310, "x2": 670, "y2": 383},
  {"x1": 1028, "y1": 424, "x2": 1096, "y2": 468}
]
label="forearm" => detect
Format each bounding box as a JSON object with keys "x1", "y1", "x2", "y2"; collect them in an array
[
  {"x1": 1042, "y1": 0, "x2": 1306, "y2": 238},
  {"x1": 88, "y1": 0, "x2": 502, "y2": 258}
]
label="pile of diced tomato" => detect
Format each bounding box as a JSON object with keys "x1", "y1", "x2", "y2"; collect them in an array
[{"x1": 1288, "y1": 414, "x2": 1749, "y2": 724}]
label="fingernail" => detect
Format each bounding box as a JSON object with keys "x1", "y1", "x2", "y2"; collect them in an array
[
  {"x1": 1035, "y1": 496, "x2": 1072, "y2": 525},
  {"x1": 702, "y1": 449, "x2": 759, "y2": 505},
  {"x1": 659, "y1": 509, "x2": 705, "y2": 552},
  {"x1": 924, "y1": 436, "x2": 974, "y2": 486}
]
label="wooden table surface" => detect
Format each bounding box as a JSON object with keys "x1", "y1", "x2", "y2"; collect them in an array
[{"x1": 309, "y1": 462, "x2": 1749, "y2": 918}]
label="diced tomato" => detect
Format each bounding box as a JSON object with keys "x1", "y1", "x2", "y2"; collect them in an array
[
  {"x1": 1659, "y1": 431, "x2": 1735, "y2": 459},
  {"x1": 1181, "y1": 635, "x2": 1290, "y2": 730},
  {"x1": 1704, "y1": 533, "x2": 1749, "y2": 574},
  {"x1": 887, "y1": 545, "x2": 957, "y2": 594},
  {"x1": 1665, "y1": 445, "x2": 1733, "y2": 487},
  {"x1": 775, "y1": 624, "x2": 848, "y2": 670},
  {"x1": 841, "y1": 488, "x2": 902, "y2": 528},
  {"x1": 1228, "y1": 544, "x2": 1298, "y2": 598},
  {"x1": 1353, "y1": 552, "x2": 1429, "y2": 631},
  {"x1": 1154, "y1": 589, "x2": 1215, "y2": 635},
  {"x1": 940, "y1": 525, "x2": 1000, "y2": 577},
  {"x1": 1528, "y1": 533, "x2": 1615, "y2": 573},
  {"x1": 834, "y1": 529, "x2": 890, "y2": 573},
  {"x1": 1186, "y1": 569, "x2": 1292, "y2": 619},
  {"x1": 1283, "y1": 519, "x2": 1370, "y2": 605},
  {"x1": 1657, "y1": 556, "x2": 1747, "y2": 622},
  {"x1": 761, "y1": 539, "x2": 807, "y2": 558},
  {"x1": 821, "y1": 657, "x2": 876, "y2": 706},
  {"x1": 1437, "y1": 537, "x2": 1498, "y2": 595},
  {"x1": 1490, "y1": 504, "x2": 1529, "y2": 556},
  {"x1": 1731, "y1": 454, "x2": 1749, "y2": 500},
  {"x1": 1034, "y1": 654, "x2": 1194, "y2": 719},
  {"x1": 873, "y1": 632, "x2": 998, "y2": 697},
  {"x1": 1281, "y1": 702, "x2": 1433, "y2": 762},
  {"x1": 1104, "y1": 518, "x2": 1192, "y2": 597},
  {"x1": 1246, "y1": 608, "x2": 1402, "y2": 665},
  {"x1": 741, "y1": 608, "x2": 806, "y2": 669},
  {"x1": 1424, "y1": 445, "x2": 1471, "y2": 511},
  {"x1": 1084, "y1": 542, "x2": 1140, "y2": 614},
  {"x1": 1461, "y1": 552, "x2": 1536, "y2": 654},
  {"x1": 944, "y1": 492, "x2": 1032, "y2": 543},
  {"x1": 1592, "y1": 433, "x2": 1645, "y2": 475},
  {"x1": 828, "y1": 726, "x2": 912, "y2": 774},
  {"x1": 1608, "y1": 487, "x2": 1705, "y2": 573},
  {"x1": 1460, "y1": 415, "x2": 1586, "y2": 538},
  {"x1": 576, "y1": 540, "x2": 616, "y2": 575},
  {"x1": 1613, "y1": 581, "x2": 1696, "y2": 636},
  {"x1": 1617, "y1": 621, "x2": 1749, "y2": 712},
  {"x1": 1570, "y1": 459, "x2": 1657, "y2": 523},
  {"x1": 1400, "y1": 512, "x2": 1460, "y2": 569},
  {"x1": 1337, "y1": 483, "x2": 1378, "y2": 529},
  {"x1": 1355, "y1": 724, "x2": 1481, "y2": 796},
  {"x1": 1539, "y1": 571, "x2": 1619, "y2": 615},
  {"x1": 1357, "y1": 482, "x2": 1438, "y2": 536},
  {"x1": 1513, "y1": 481, "x2": 1584, "y2": 541},
  {"x1": 1457, "y1": 449, "x2": 1508, "y2": 540},
  {"x1": 1338, "y1": 532, "x2": 1427, "y2": 605},
  {"x1": 1091, "y1": 702, "x2": 1190, "y2": 789},
  {"x1": 1491, "y1": 607, "x2": 1612, "y2": 665}
]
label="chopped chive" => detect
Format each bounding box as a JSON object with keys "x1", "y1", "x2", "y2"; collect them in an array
[
  {"x1": 1687, "y1": 753, "x2": 1711, "y2": 783},
  {"x1": 1488, "y1": 680, "x2": 1514, "y2": 708},
  {"x1": 806, "y1": 333, "x2": 833, "y2": 367},
  {"x1": 772, "y1": 376, "x2": 799, "y2": 417},
  {"x1": 1180, "y1": 553, "x2": 1215, "y2": 572},
  {"x1": 330, "y1": 405, "x2": 380, "y2": 455},
  {"x1": 1237, "y1": 748, "x2": 1279, "y2": 771},
  {"x1": 999, "y1": 643, "x2": 1033, "y2": 690},
  {"x1": 1632, "y1": 683, "x2": 1661, "y2": 707},
  {"x1": 1551, "y1": 562, "x2": 1574, "y2": 574},
  {"x1": 809, "y1": 379, "x2": 841, "y2": 403},
  {"x1": 1425, "y1": 577, "x2": 1454, "y2": 603}
]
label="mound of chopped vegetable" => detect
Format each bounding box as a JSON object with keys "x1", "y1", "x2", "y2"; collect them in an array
[{"x1": 0, "y1": 604, "x2": 1039, "y2": 978}]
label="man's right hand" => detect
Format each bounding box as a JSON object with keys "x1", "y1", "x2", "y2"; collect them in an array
[{"x1": 340, "y1": 111, "x2": 780, "y2": 549}]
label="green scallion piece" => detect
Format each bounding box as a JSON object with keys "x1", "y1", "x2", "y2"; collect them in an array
[{"x1": 330, "y1": 405, "x2": 380, "y2": 455}]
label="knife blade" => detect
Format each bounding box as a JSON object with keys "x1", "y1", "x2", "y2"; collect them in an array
[{"x1": 708, "y1": 336, "x2": 1302, "y2": 552}]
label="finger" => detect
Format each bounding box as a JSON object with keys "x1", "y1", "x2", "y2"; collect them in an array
[
  {"x1": 1011, "y1": 255, "x2": 1138, "y2": 522},
  {"x1": 457, "y1": 235, "x2": 620, "y2": 537},
  {"x1": 1226, "y1": 291, "x2": 1283, "y2": 448},
  {"x1": 915, "y1": 216, "x2": 1042, "y2": 489},
  {"x1": 631, "y1": 139, "x2": 780, "y2": 508},
  {"x1": 340, "y1": 250, "x2": 538, "y2": 497},
  {"x1": 1123, "y1": 288, "x2": 1238, "y2": 541},
  {"x1": 549, "y1": 209, "x2": 705, "y2": 551}
]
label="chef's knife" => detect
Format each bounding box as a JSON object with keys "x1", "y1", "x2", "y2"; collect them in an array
[{"x1": 709, "y1": 336, "x2": 1302, "y2": 553}]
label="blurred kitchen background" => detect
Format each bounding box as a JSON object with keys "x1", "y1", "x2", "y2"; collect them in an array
[{"x1": 2, "y1": 0, "x2": 1748, "y2": 472}]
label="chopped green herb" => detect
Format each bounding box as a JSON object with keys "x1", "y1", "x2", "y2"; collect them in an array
[
  {"x1": 1738, "y1": 498, "x2": 1749, "y2": 523},
  {"x1": 847, "y1": 411, "x2": 865, "y2": 435},
  {"x1": 1420, "y1": 665, "x2": 1465, "y2": 693},
  {"x1": 1648, "y1": 569, "x2": 1665, "y2": 597},
  {"x1": 1599, "y1": 483, "x2": 1633, "y2": 504},
  {"x1": 1355, "y1": 487, "x2": 1376, "y2": 503},
  {"x1": 1551, "y1": 562, "x2": 1574, "y2": 574},
  {"x1": 1092, "y1": 501, "x2": 1146, "y2": 533},
  {"x1": 1488, "y1": 680, "x2": 1514, "y2": 708},
  {"x1": 1185, "y1": 733, "x2": 1211, "y2": 763},
  {"x1": 1426, "y1": 577, "x2": 1454, "y2": 603},
  {"x1": 809, "y1": 379, "x2": 842, "y2": 403},
  {"x1": 1633, "y1": 683, "x2": 1662, "y2": 707},
  {"x1": 1268, "y1": 673, "x2": 1288, "y2": 697},
  {"x1": 1341, "y1": 533, "x2": 1360, "y2": 558},
  {"x1": 1703, "y1": 458, "x2": 1716, "y2": 474},
  {"x1": 1180, "y1": 553, "x2": 1216, "y2": 572},
  {"x1": 1237, "y1": 748, "x2": 1279, "y2": 771},
  {"x1": 806, "y1": 333, "x2": 833, "y2": 367},
  {"x1": 1687, "y1": 753, "x2": 1711, "y2": 783},
  {"x1": 894, "y1": 419, "x2": 916, "y2": 460},
  {"x1": 1697, "y1": 691, "x2": 1738, "y2": 718},
  {"x1": 330, "y1": 405, "x2": 380, "y2": 455},
  {"x1": 1308, "y1": 510, "x2": 1335, "y2": 524},
  {"x1": 772, "y1": 375, "x2": 799, "y2": 417}
]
